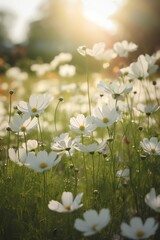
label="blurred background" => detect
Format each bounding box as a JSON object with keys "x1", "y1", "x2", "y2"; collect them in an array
[{"x1": 0, "y1": 0, "x2": 160, "y2": 66}]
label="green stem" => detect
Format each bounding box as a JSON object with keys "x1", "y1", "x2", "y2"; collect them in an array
[
  {"x1": 37, "y1": 117, "x2": 43, "y2": 144},
  {"x1": 85, "y1": 55, "x2": 91, "y2": 116},
  {"x1": 81, "y1": 134, "x2": 88, "y2": 191},
  {"x1": 54, "y1": 98, "x2": 63, "y2": 134},
  {"x1": 42, "y1": 171, "x2": 47, "y2": 239},
  {"x1": 6, "y1": 92, "x2": 13, "y2": 166},
  {"x1": 23, "y1": 133, "x2": 28, "y2": 155},
  {"x1": 91, "y1": 153, "x2": 95, "y2": 190}
]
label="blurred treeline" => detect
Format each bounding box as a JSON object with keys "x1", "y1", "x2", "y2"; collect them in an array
[{"x1": 0, "y1": 0, "x2": 160, "y2": 65}]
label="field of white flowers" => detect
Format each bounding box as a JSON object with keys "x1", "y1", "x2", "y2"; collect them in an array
[{"x1": 0, "y1": 41, "x2": 160, "y2": 240}]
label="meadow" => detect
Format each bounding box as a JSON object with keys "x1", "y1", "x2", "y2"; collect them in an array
[{"x1": 0, "y1": 41, "x2": 160, "y2": 240}]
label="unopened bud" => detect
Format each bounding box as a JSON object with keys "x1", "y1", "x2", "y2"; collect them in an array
[
  {"x1": 70, "y1": 163, "x2": 74, "y2": 169},
  {"x1": 138, "y1": 126, "x2": 143, "y2": 131},
  {"x1": 74, "y1": 168, "x2": 79, "y2": 173},
  {"x1": 93, "y1": 189, "x2": 99, "y2": 195},
  {"x1": 6, "y1": 126, "x2": 11, "y2": 131},
  {"x1": 9, "y1": 90, "x2": 14, "y2": 95},
  {"x1": 59, "y1": 97, "x2": 64, "y2": 102},
  {"x1": 140, "y1": 155, "x2": 147, "y2": 161},
  {"x1": 152, "y1": 80, "x2": 157, "y2": 86}
]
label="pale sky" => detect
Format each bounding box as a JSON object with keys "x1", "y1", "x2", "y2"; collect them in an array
[
  {"x1": 0, "y1": 0, "x2": 45, "y2": 43},
  {"x1": 0, "y1": 0, "x2": 126, "y2": 43}
]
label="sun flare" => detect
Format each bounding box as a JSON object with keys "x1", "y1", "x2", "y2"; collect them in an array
[{"x1": 82, "y1": 0, "x2": 127, "y2": 34}]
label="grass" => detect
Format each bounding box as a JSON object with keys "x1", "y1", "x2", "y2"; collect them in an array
[{"x1": 0, "y1": 50, "x2": 160, "y2": 239}]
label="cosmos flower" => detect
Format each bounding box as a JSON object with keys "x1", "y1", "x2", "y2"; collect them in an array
[
  {"x1": 6, "y1": 67, "x2": 28, "y2": 81},
  {"x1": 140, "y1": 137, "x2": 160, "y2": 155},
  {"x1": 95, "y1": 49, "x2": 117, "y2": 62},
  {"x1": 128, "y1": 55, "x2": 149, "y2": 80},
  {"x1": 144, "y1": 54, "x2": 159, "y2": 75},
  {"x1": 145, "y1": 188, "x2": 160, "y2": 212},
  {"x1": 113, "y1": 40, "x2": 138, "y2": 57},
  {"x1": 120, "y1": 217, "x2": 158, "y2": 239},
  {"x1": 69, "y1": 114, "x2": 97, "y2": 135},
  {"x1": 136, "y1": 104, "x2": 159, "y2": 116},
  {"x1": 22, "y1": 139, "x2": 38, "y2": 151},
  {"x1": 48, "y1": 192, "x2": 83, "y2": 213},
  {"x1": 116, "y1": 168, "x2": 130, "y2": 179},
  {"x1": 74, "y1": 208, "x2": 110, "y2": 236},
  {"x1": 58, "y1": 64, "x2": 76, "y2": 77},
  {"x1": 98, "y1": 80, "x2": 133, "y2": 99},
  {"x1": 17, "y1": 93, "x2": 53, "y2": 116},
  {"x1": 25, "y1": 150, "x2": 61, "y2": 172},
  {"x1": 93, "y1": 104, "x2": 121, "y2": 128},
  {"x1": 8, "y1": 148, "x2": 26, "y2": 166},
  {"x1": 76, "y1": 141, "x2": 107, "y2": 154},
  {"x1": 10, "y1": 114, "x2": 38, "y2": 136},
  {"x1": 77, "y1": 42, "x2": 105, "y2": 58},
  {"x1": 50, "y1": 52, "x2": 72, "y2": 70},
  {"x1": 30, "y1": 63, "x2": 51, "y2": 77},
  {"x1": 51, "y1": 133, "x2": 80, "y2": 155}
]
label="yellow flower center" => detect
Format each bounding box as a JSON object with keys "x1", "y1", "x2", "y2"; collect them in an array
[
  {"x1": 151, "y1": 148, "x2": 156, "y2": 153},
  {"x1": 21, "y1": 126, "x2": 26, "y2": 132},
  {"x1": 40, "y1": 162, "x2": 47, "y2": 169},
  {"x1": 79, "y1": 125, "x2": 85, "y2": 131},
  {"x1": 64, "y1": 205, "x2": 71, "y2": 210},
  {"x1": 91, "y1": 225, "x2": 97, "y2": 232},
  {"x1": 136, "y1": 230, "x2": 144, "y2": 238},
  {"x1": 32, "y1": 108, "x2": 37, "y2": 113},
  {"x1": 103, "y1": 117, "x2": 109, "y2": 123}
]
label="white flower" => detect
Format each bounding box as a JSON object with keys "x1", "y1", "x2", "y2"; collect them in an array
[
  {"x1": 144, "y1": 54, "x2": 159, "y2": 75},
  {"x1": 145, "y1": 188, "x2": 160, "y2": 212},
  {"x1": 140, "y1": 137, "x2": 160, "y2": 155},
  {"x1": 74, "y1": 208, "x2": 110, "y2": 236},
  {"x1": 128, "y1": 55, "x2": 149, "y2": 80},
  {"x1": 50, "y1": 52, "x2": 72, "y2": 70},
  {"x1": 58, "y1": 64, "x2": 76, "y2": 77},
  {"x1": 113, "y1": 40, "x2": 138, "y2": 57},
  {"x1": 48, "y1": 192, "x2": 83, "y2": 213},
  {"x1": 6, "y1": 67, "x2": 28, "y2": 81},
  {"x1": 98, "y1": 80, "x2": 133, "y2": 98},
  {"x1": 93, "y1": 104, "x2": 121, "y2": 128},
  {"x1": 77, "y1": 42, "x2": 105, "y2": 58},
  {"x1": 22, "y1": 139, "x2": 38, "y2": 151},
  {"x1": 136, "y1": 104, "x2": 159, "y2": 115},
  {"x1": 8, "y1": 148, "x2": 26, "y2": 166},
  {"x1": 120, "y1": 65, "x2": 130, "y2": 73},
  {"x1": 95, "y1": 49, "x2": 117, "y2": 62},
  {"x1": 69, "y1": 114, "x2": 97, "y2": 135},
  {"x1": 116, "y1": 168, "x2": 130, "y2": 179},
  {"x1": 31, "y1": 63, "x2": 51, "y2": 76},
  {"x1": 76, "y1": 141, "x2": 107, "y2": 154},
  {"x1": 17, "y1": 93, "x2": 53, "y2": 116},
  {"x1": 120, "y1": 217, "x2": 158, "y2": 239},
  {"x1": 51, "y1": 133, "x2": 80, "y2": 155},
  {"x1": 10, "y1": 114, "x2": 38, "y2": 136},
  {"x1": 25, "y1": 150, "x2": 61, "y2": 172}
]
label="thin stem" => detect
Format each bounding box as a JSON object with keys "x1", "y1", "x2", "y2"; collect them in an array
[
  {"x1": 91, "y1": 153, "x2": 95, "y2": 190},
  {"x1": 23, "y1": 133, "x2": 28, "y2": 155},
  {"x1": 37, "y1": 117, "x2": 43, "y2": 144},
  {"x1": 85, "y1": 55, "x2": 91, "y2": 116},
  {"x1": 81, "y1": 134, "x2": 88, "y2": 190},
  {"x1": 54, "y1": 98, "x2": 63, "y2": 134},
  {"x1": 42, "y1": 171, "x2": 47, "y2": 239},
  {"x1": 6, "y1": 91, "x2": 13, "y2": 166}
]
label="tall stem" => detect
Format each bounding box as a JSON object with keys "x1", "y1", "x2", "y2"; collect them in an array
[
  {"x1": 6, "y1": 90, "x2": 14, "y2": 166},
  {"x1": 91, "y1": 153, "x2": 95, "y2": 190},
  {"x1": 54, "y1": 97, "x2": 63, "y2": 134},
  {"x1": 85, "y1": 56, "x2": 91, "y2": 116},
  {"x1": 37, "y1": 116, "x2": 43, "y2": 145}
]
